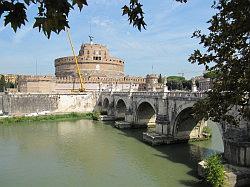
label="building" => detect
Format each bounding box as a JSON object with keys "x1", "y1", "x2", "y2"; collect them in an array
[
  {"x1": 194, "y1": 76, "x2": 213, "y2": 92},
  {"x1": 17, "y1": 42, "x2": 147, "y2": 93},
  {"x1": 198, "y1": 78, "x2": 213, "y2": 91},
  {"x1": 55, "y1": 43, "x2": 124, "y2": 78}
]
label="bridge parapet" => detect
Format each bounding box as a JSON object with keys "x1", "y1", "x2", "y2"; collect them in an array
[
  {"x1": 112, "y1": 92, "x2": 130, "y2": 96},
  {"x1": 103, "y1": 91, "x2": 206, "y2": 99},
  {"x1": 131, "y1": 91, "x2": 163, "y2": 97},
  {"x1": 165, "y1": 92, "x2": 205, "y2": 98}
]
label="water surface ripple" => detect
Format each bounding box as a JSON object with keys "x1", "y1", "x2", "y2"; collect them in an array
[{"x1": 0, "y1": 120, "x2": 223, "y2": 187}]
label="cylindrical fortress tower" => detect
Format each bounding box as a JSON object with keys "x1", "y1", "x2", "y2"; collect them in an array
[
  {"x1": 146, "y1": 74, "x2": 159, "y2": 91},
  {"x1": 55, "y1": 43, "x2": 125, "y2": 78}
]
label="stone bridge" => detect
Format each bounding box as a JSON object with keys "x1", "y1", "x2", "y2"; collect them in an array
[{"x1": 99, "y1": 91, "x2": 207, "y2": 143}]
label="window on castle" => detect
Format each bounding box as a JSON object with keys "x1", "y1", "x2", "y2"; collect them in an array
[{"x1": 93, "y1": 56, "x2": 101, "y2": 60}]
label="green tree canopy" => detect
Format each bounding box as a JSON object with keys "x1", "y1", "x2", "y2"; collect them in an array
[
  {"x1": 5, "y1": 81, "x2": 15, "y2": 89},
  {"x1": 189, "y1": 0, "x2": 250, "y2": 124},
  {"x1": 166, "y1": 76, "x2": 192, "y2": 91},
  {"x1": 203, "y1": 70, "x2": 221, "y2": 79},
  {"x1": 167, "y1": 76, "x2": 185, "y2": 82},
  {"x1": 0, "y1": 75, "x2": 6, "y2": 92}
]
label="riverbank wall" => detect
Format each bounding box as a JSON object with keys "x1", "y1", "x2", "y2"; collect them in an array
[{"x1": 0, "y1": 92, "x2": 99, "y2": 116}]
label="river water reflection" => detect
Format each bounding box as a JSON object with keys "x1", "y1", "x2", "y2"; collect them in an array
[{"x1": 0, "y1": 120, "x2": 223, "y2": 187}]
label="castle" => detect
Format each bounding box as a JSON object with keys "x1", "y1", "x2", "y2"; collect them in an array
[{"x1": 17, "y1": 42, "x2": 162, "y2": 93}]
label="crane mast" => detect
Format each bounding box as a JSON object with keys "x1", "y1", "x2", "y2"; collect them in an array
[{"x1": 66, "y1": 28, "x2": 85, "y2": 92}]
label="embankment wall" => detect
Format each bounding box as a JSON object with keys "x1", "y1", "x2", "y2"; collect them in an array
[{"x1": 0, "y1": 93, "x2": 98, "y2": 115}]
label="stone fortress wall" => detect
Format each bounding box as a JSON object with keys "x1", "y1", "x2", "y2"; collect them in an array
[
  {"x1": 18, "y1": 75, "x2": 56, "y2": 93},
  {"x1": 55, "y1": 43, "x2": 124, "y2": 78},
  {"x1": 17, "y1": 75, "x2": 147, "y2": 93}
]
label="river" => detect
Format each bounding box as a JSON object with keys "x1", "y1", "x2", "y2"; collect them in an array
[{"x1": 0, "y1": 120, "x2": 223, "y2": 187}]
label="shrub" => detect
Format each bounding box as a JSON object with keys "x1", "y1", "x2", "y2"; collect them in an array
[
  {"x1": 202, "y1": 126, "x2": 212, "y2": 136},
  {"x1": 91, "y1": 111, "x2": 100, "y2": 121},
  {"x1": 0, "y1": 112, "x2": 100, "y2": 124},
  {"x1": 205, "y1": 154, "x2": 225, "y2": 187}
]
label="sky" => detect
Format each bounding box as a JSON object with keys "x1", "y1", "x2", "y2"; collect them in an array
[{"x1": 0, "y1": 0, "x2": 216, "y2": 79}]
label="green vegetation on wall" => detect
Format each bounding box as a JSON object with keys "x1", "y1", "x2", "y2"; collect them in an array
[{"x1": 0, "y1": 112, "x2": 99, "y2": 125}]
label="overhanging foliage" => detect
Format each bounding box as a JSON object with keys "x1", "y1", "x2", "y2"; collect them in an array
[{"x1": 189, "y1": 0, "x2": 250, "y2": 125}]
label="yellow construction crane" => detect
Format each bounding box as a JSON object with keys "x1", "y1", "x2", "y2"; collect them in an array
[{"x1": 66, "y1": 28, "x2": 85, "y2": 92}]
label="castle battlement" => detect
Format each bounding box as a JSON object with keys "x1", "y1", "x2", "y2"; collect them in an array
[
  {"x1": 55, "y1": 76, "x2": 145, "y2": 84},
  {"x1": 18, "y1": 75, "x2": 55, "y2": 82}
]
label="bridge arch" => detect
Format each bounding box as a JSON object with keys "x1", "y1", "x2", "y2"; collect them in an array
[
  {"x1": 175, "y1": 102, "x2": 194, "y2": 116},
  {"x1": 115, "y1": 99, "x2": 127, "y2": 120},
  {"x1": 102, "y1": 98, "x2": 110, "y2": 112},
  {"x1": 173, "y1": 107, "x2": 202, "y2": 141},
  {"x1": 137, "y1": 101, "x2": 156, "y2": 127}
]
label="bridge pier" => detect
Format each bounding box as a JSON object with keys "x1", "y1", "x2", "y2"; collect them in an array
[
  {"x1": 143, "y1": 114, "x2": 209, "y2": 146},
  {"x1": 114, "y1": 106, "x2": 149, "y2": 129},
  {"x1": 143, "y1": 114, "x2": 173, "y2": 145},
  {"x1": 100, "y1": 91, "x2": 209, "y2": 142},
  {"x1": 155, "y1": 115, "x2": 170, "y2": 135}
]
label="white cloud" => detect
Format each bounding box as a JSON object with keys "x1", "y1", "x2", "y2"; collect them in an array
[
  {"x1": 92, "y1": 17, "x2": 113, "y2": 27},
  {"x1": 12, "y1": 24, "x2": 33, "y2": 44}
]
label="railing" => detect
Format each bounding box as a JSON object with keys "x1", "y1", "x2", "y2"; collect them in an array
[
  {"x1": 132, "y1": 91, "x2": 164, "y2": 97},
  {"x1": 164, "y1": 92, "x2": 205, "y2": 98},
  {"x1": 102, "y1": 91, "x2": 206, "y2": 98}
]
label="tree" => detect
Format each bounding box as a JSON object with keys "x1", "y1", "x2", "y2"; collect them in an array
[
  {"x1": 182, "y1": 80, "x2": 192, "y2": 90},
  {"x1": 203, "y1": 70, "x2": 220, "y2": 79},
  {"x1": 0, "y1": 0, "x2": 187, "y2": 38},
  {"x1": 5, "y1": 81, "x2": 15, "y2": 89},
  {"x1": 166, "y1": 76, "x2": 192, "y2": 91},
  {"x1": 167, "y1": 76, "x2": 185, "y2": 82},
  {"x1": 189, "y1": 0, "x2": 250, "y2": 124},
  {"x1": 0, "y1": 75, "x2": 6, "y2": 92}
]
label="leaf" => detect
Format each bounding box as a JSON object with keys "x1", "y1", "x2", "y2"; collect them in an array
[
  {"x1": 121, "y1": 0, "x2": 147, "y2": 31},
  {"x1": 189, "y1": 0, "x2": 250, "y2": 125},
  {"x1": 4, "y1": 2, "x2": 27, "y2": 32},
  {"x1": 72, "y1": 0, "x2": 88, "y2": 11}
]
